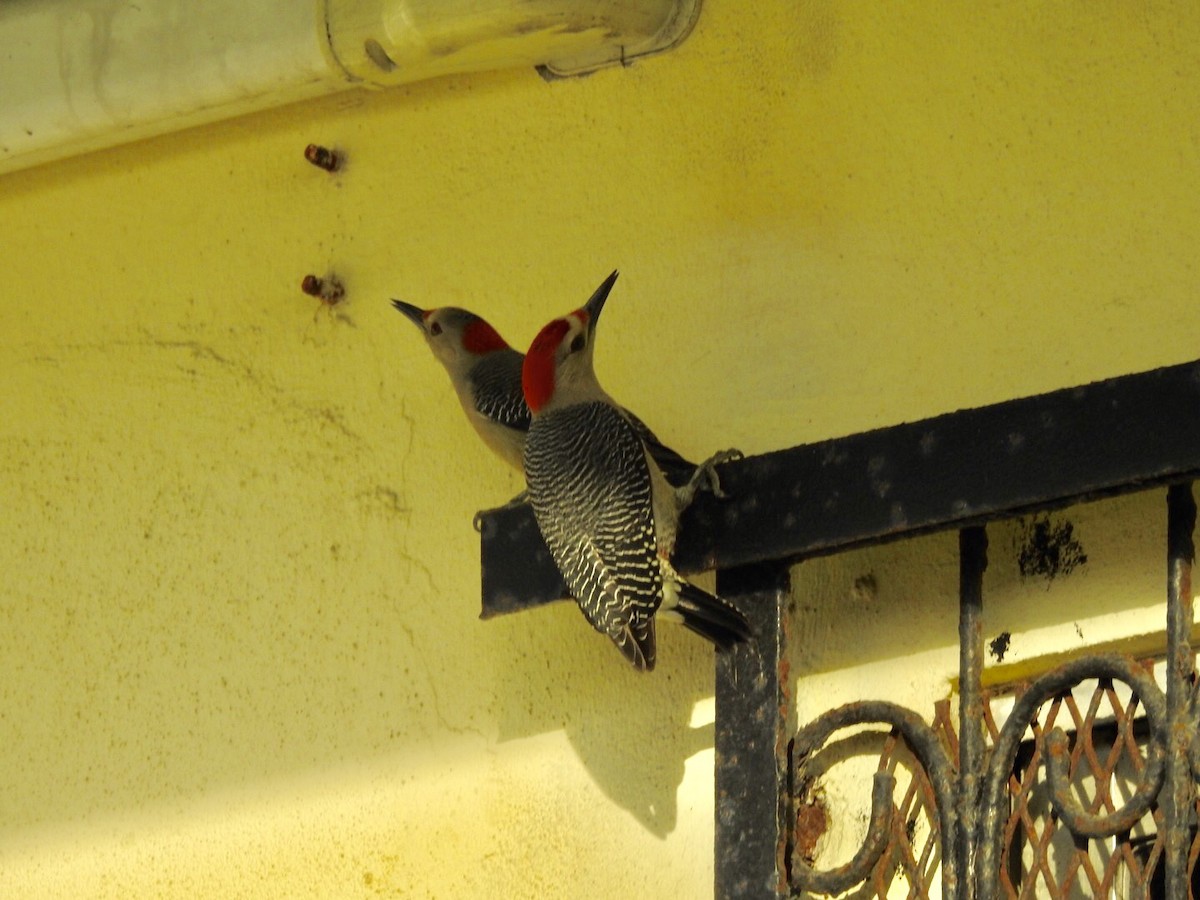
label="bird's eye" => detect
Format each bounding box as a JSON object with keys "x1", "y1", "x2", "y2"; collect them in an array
[
  {"x1": 429, "y1": 322, "x2": 443, "y2": 336},
  {"x1": 570, "y1": 334, "x2": 585, "y2": 353}
]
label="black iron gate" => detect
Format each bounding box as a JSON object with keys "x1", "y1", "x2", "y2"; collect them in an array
[
  {"x1": 750, "y1": 486, "x2": 1194, "y2": 898},
  {"x1": 479, "y1": 358, "x2": 1200, "y2": 898}
]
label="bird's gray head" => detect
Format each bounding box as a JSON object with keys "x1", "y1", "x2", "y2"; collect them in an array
[{"x1": 391, "y1": 301, "x2": 511, "y2": 374}]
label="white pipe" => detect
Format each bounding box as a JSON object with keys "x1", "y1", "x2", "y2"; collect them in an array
[
  {"x1": 0, "y1": 1, "x2": 338, "y2": 175},
  {"x1": 0, "y1": 0, "x2": 699, "y2": 177}
]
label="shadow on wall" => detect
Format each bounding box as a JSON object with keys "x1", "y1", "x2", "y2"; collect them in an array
[{"x1": 487, "y1": 602, "x2": 724, "y2": 838}]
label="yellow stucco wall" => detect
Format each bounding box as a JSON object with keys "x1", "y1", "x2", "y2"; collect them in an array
[{"x1": 3, "y1": 2, "x2": 1200, "y2": 897}]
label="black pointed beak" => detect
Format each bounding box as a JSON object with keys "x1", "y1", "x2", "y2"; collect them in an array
[
  {"x1": 583, "y1": 270, "x2": 619, "y2": 329},
  {"x1": 391, "y1": 299, "x2": 428, "y2": 331}
]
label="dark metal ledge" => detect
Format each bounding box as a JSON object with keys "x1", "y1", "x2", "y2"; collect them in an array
[{"x1": 479, "y1": 358, "x2": 1200, "y2": 618}]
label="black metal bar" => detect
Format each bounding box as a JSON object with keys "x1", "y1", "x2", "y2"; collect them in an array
[
  {"x1": 480, "y1": 359, "x2": 1200, "y2": 617},
  {"x1": 477, "y1": 504, "x2": 566, "y2": 616},
  {"x1": 1162, "y1": 482, "x2": 1196, "y2": 899},
  {"x1": 957, "y1": 527, "x2": 987, "y2": 900},
  {"x1": 714, "y1": 563, "x2": 790, "y2": 900}
]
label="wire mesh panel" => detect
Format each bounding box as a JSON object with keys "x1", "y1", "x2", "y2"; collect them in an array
[
  {"x1": 993, "y1": 675, "x2": 1160, "y2": 897},
  {"x1": 865, "y1": 732, "x2": 943, "y2": 897}
]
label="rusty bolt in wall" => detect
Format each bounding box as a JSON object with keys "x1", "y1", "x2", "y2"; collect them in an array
[
  {"x1": 301, "y1": 273, "x2": 346, "y2": 308},
  {"x1": 304, "y1": 144, "x2": 342, "y2": 172}
]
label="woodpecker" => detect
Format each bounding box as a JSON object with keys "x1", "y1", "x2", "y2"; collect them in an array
[
  {"x1": 391, "y1": 301, "x2": 529, "y2": 472},
  {"x1": 392, "y1": 297, "x2": 697, "y2": 485},
  {"x1": 521, "y1": 271, "x2": 752, "y2": 671}
]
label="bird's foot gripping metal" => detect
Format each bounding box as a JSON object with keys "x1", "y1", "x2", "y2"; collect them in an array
[{"x1": 681, "y1": 448, "x2": 743, "y2": 505}]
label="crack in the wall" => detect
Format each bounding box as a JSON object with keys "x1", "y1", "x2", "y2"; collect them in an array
[
  {"x1": 394, "y1": 618, "x2": 490, "y2": 744},
  {"x1": 311, "y1": 406, "x2": 363, "y2": 444},
  {"x1": 21, "y1": 336, "x2": 369, "y2": 448},
  {"x1": 371, "y1": 396, "x2": 475, "y2": 741}
]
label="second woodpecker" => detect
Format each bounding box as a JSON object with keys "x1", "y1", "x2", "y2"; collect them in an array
[
  {"x1": 522, "y1": 271, "x2": 752, "y2": 671},
  {"x1": 391, "y1": 302, "x2": 529, "y2": 471}
]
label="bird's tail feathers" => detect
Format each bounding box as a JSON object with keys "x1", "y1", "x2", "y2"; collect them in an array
[{"x1": 674, "y1": 583, "x2": 754, "y2": 652}]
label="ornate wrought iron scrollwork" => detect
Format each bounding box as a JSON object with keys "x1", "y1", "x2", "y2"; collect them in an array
[
  {"x1": 788, "y1": 701, "x2": 958, "y2": 897},
  {"x1": 1042, "y1": 727, "x2": 1164, "y2": 839},
  {"x1": 976, "y1": 653, "x2": 1168, "y2": 900}
]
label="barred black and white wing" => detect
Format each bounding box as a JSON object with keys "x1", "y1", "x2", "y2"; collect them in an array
[
  {"x1": 525, "y1": 401, "x2": 662, "y2": 671},
  {"x1": 469, "y1": 349, "x2": 531, "y2": 432},
  {"x1": 620, "y1": 408, "x2": 696, "y2": 488}
]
